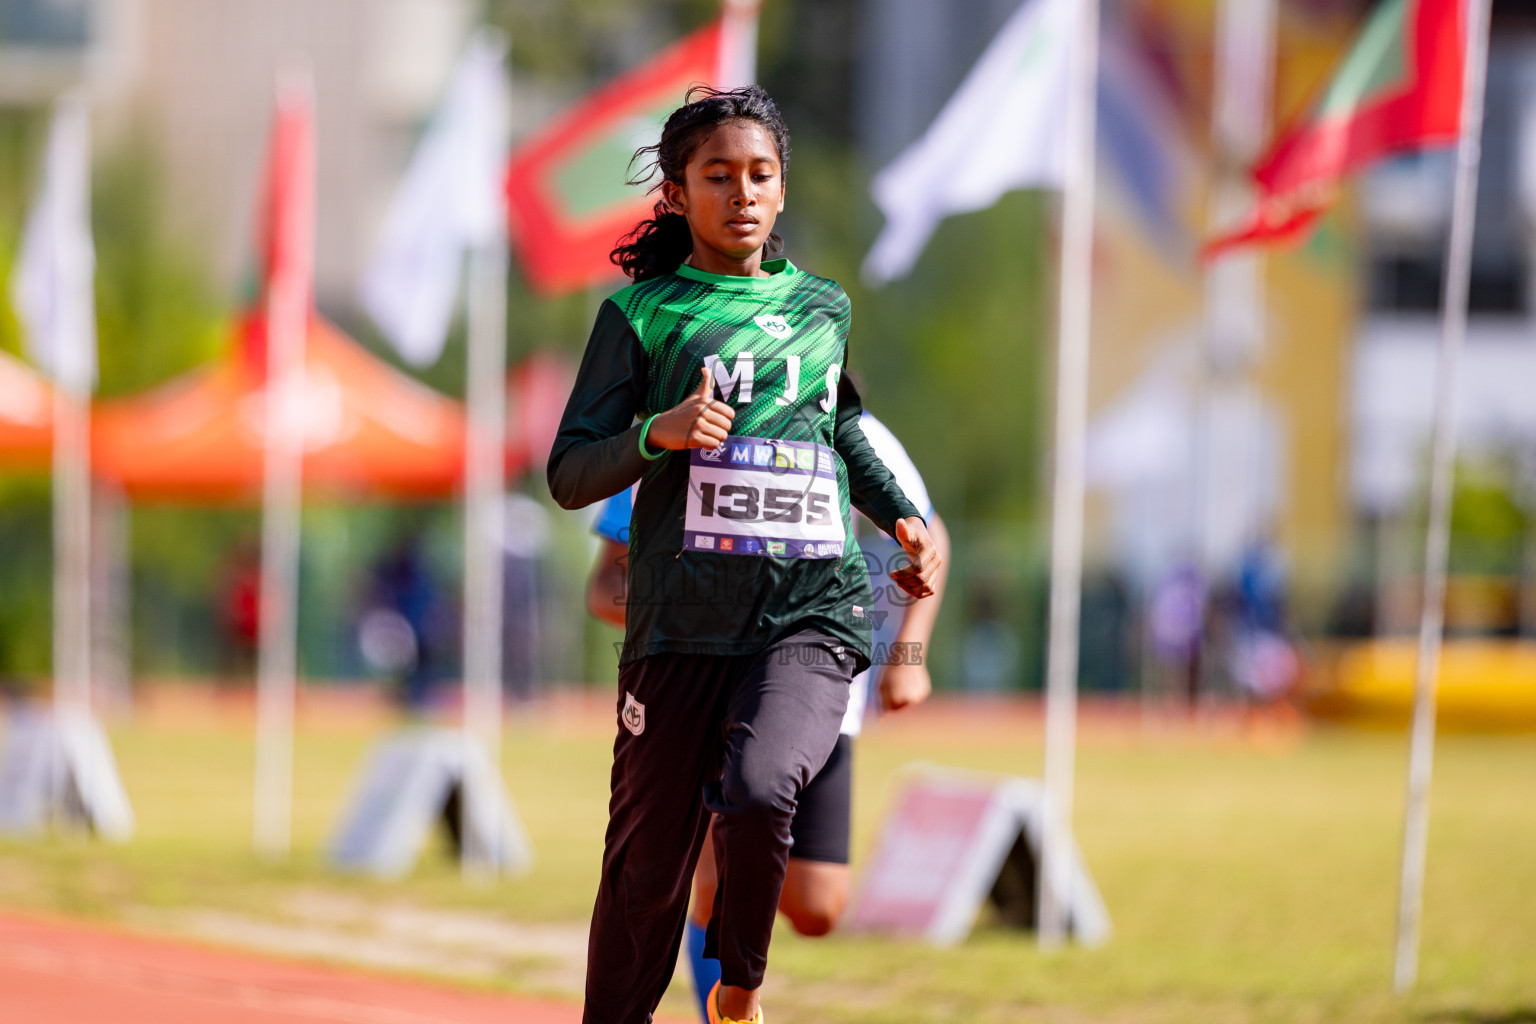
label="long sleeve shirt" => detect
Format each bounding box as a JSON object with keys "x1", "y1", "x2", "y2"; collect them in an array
[{"x1": 548, "y1": 258, "x2": 921, "y2": 667}]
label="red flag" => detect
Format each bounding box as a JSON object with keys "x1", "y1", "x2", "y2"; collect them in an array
[
  {"x1": 504, "y1": 8, "x2": 756, "y2": 295},
  {"x1": 1204, "y1": 0, "x2": 1464, "y2": 258},
  {"x1": 243, "y1": 72, "x2": 317, "y2": 376}
]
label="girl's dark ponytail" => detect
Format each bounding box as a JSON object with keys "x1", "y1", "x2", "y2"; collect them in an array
[
  {"x1": 611, "y1": 202, "x2": 695, "y2": 284},
  {"x1": 610, "y1": 85, "x2": 791, "y2": 282}
]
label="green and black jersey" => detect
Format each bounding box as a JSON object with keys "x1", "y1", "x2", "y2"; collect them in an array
[{"x1": 548, "y1": 258, "x2": 921, "y2": 666}]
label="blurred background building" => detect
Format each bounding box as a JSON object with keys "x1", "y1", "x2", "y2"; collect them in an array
[
  {"x1": 26, "y1": 0, "x2": 476, "y2": 303},
  {"x1": 1350, "y1": 22, "x2": 1536, "y2": 641}
]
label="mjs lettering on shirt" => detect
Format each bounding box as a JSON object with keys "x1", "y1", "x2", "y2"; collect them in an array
[{"x1": 702, "y1": 352, "x2": 840, "y2": 413}]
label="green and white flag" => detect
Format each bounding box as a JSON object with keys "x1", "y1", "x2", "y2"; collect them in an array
[
  {"x1": 1204, "y1": 0, "x2": 1465, "y2": 256},
  {"x1": 862, "y1": 0, "x2": 1075, "y2": 286}
]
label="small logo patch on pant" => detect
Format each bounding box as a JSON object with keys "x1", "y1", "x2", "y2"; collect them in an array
[{"x1": 621, "y1": 691, "x2": 646, "y2": 736}]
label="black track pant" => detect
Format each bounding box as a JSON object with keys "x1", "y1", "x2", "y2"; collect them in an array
[{"x1": 582, "y1": 629, "x2": 853, "y2": 1024}]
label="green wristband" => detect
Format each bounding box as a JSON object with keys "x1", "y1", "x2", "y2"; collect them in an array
[{"x1": 638, "y1": 414, "x2": 663, "y2": 461}]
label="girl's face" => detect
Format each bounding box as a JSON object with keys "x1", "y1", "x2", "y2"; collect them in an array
[{"x1": 662, "y1": 119, "x2": 785, "y2": 271}]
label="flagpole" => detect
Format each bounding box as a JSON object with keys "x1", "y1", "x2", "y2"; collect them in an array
[
  {"x1": 459, "y1": 28, "x2": 512, "y2": 876},
  {"x1": 461, "y1": 230, "x2": 508, "y2": 876},
  {"x1": 718, "y1": 0, "x2": 760, "y2": 86},
  {"x1": 52, "y1": 383, "x2": 91, "y2": 721},
  {"x1": 253, "y1": 64, "x2": 316, "y2": 859},
  {"x1": 1037, "y1": 0, "x2": 1100, "y2": 950},
  {"x1": 1196, "y1": 0, "x2": 1277, "y2": 694},
  {"x1": 1393, "y1": 0, "x2": 1492, "y2": 992},
  {"x1": 49, "y1": 94, "x2": 95, "y2": 727},
  {"x1": 91, "y1": 482, "x2": 132, "y2": 718},
  {"x1": 23, "y1": 89, "x2": 98, "y2": 823}
]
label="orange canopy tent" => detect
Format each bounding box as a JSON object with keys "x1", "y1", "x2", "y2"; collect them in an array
[
  {"x1": 0, "y1": 348, "x2": 55, "y2": 471},
  {"x1": 91, "y1": 316, "x2": 486, "y2": 502}
]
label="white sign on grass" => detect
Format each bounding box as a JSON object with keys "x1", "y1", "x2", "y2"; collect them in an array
[
  {"x1": 843, "y1": 768, "x2": 1109, "y2": 946},
  {"x1": 331, "y1": 727, "x2": 532, "y2": 878},
  {"x1": 0, "y1": 707, "x2": 134, "y2": 841}
]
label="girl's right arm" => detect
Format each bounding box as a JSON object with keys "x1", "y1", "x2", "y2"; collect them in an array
[{"x1": 547, "y1": 301, "x2": 651, "y2": 510}]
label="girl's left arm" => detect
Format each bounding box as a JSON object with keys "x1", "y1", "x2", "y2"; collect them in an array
[
  {"x1": 833, "y1": 373, "x2": 941, "y2": 599},
  {"x1": 547, "y1": 300, "x2": 651, "y2": 510},
  {"x1": 832, "y1": 373, "x2": 921, "y2": 534}
]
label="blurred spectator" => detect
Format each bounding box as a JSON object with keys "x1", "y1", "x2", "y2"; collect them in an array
[
  {"x1": 1327, "y1": 575, "x2": 1378, "y2": 638},
  {"x1": 360, "y1": 532, "x2": 447, "y2": 710},
  {"x1": 217, "y1": 541, "x2": 261, "y2": 684},
  {"x1": 1228, "y1": 629, "x2": 1299, "y2": 703},
  {"x1": 1237, "y1": 539, "x2": 1288, "y2": 634},
  {"x1": 961, "y1": 584, "x2": 1021, "y2": 692},
  {"x1": 1228, "y1": 538, "x2": 1299, "y2": 703},
  {"x1": 1149, "y1": 562, "x2": 1204, "y2": 705},
  {"x1": 1080, "y1": 570, "x2": 1134, "y2": 691},
  {"x1": 500, "y1": 493, "x2": 550, "y2": 702}
]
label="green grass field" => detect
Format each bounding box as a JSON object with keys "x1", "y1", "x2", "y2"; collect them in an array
[{"x1": 1, "y1": 700, "x2": 1532, "y2": 1024}]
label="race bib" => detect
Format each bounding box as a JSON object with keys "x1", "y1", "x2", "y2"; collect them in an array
[{"x1": 684, "y1": 436, "x2": 845, "y2": 559}]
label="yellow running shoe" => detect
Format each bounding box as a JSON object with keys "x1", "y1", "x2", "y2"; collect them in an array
[{"x1": 706, "y1": 980, "x2": 764, "y2": 1024}]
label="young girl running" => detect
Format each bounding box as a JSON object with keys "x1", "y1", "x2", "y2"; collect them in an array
[
  {"x1": 548, "y1": 85, "x2": 940, "y2": 1024},
  {"x1": 584, "y1": 410, "x2": 952, "y2": 1024}
]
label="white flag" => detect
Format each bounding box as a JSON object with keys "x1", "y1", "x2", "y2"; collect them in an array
[
  {"x1": 11, "y1": 90, "x2": 96, "y2": 393},
  {"x1": 361, "y1": 30, "x2": 510, "y2": 367},
  {"x1": 862, "y1": 0, "x2": 1075, "y2": 286}
]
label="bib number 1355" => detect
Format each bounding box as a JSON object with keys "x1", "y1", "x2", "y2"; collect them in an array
[
  {"x1": 684, "y1": 436, "x2": 845, "y2": 558},
  {"x1": 696, "y1": 482, "x2": 832, "y2": 525}
]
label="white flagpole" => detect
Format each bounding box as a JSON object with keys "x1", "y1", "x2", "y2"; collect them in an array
[
  {"x1": 1196, "y1": 0, "x2": 1277, "y2": 660},
  {"x1": 52, "y1": 368, "x2": 91, "y2": 720},
  {"x1": 461, "y1": 229, "x2": 508, "y2": 874},
  {"x1": 1393, "y1": 0, "x2": 1492, "y2": 992},
  {"x1": 1037, "y1": 0, "x2": 1100, "y2": 949},
  {"x1": 253, "y1": 65, "x2": 316, "y2": 859},
  {"x1": 8, "y1": 88, "x2": 104, "y2": 831},
  {"x1": 719, "y1": 0, "x2": 760, "y2": 87},
  {"x1": 50, "y1": 379, "x2": 93, "y2": 827},
  {"x1": 460, "y1": 29, "x2": 512, "y2": 875},
  {"x1": 90, "y1": 482, "x2": 132, "y2": 717},
  {"x1": 50, "y1": 94, "x2": 94, "y2": 720},
  {"x1": 15, "y1": 90, "x2": 97, "y2": 730}
]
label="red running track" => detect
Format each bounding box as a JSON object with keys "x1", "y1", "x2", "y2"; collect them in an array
[{"x1": 0, "y1": 910, "x2": 679, "y2": 1024}]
